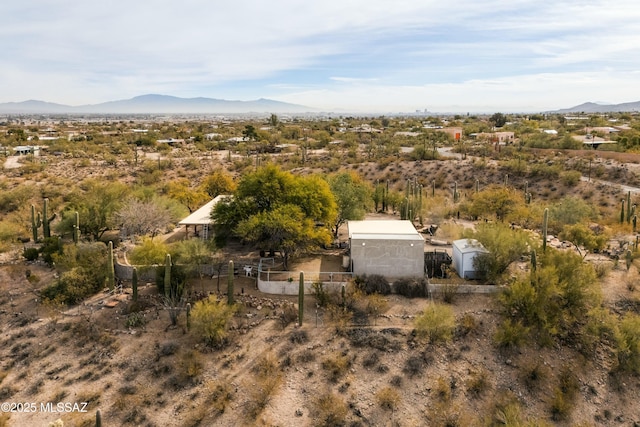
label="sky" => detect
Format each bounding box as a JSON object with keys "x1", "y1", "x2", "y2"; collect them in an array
[{"x1": 1, "y1": 0, "x2": 640, "y2": 113}]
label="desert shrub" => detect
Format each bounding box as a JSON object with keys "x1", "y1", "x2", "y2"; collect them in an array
[
  {"x1": 414, "y1": 303, "x2": 456, "y2": 344},
  {"x1": 311, "y1": 281, "x2": 332, "y2": 308},
  {"x1": 245, "y1": 352, "x2": 283, "y2": 419},
  {"x1": 40, "y1": 236, "x2": 63, "y2": 266},
  {"x1": 376, "y1": 386, "x2": 401, "y2": 411},
  {"x1": 203, "y1": 380, "x2": 233, "y2": 416},
  {"x1": 440, "y1": 283, "x2": 458, "y2": 304},
  {"x1": 498, "y1": 248, "x2": 602, "y2": 348},
  {"x1": 322, "y1": 352, "x2": 351, "y2": 382},
  {"x1": 362, "y1": 351, "x2": 379, "y2": 369},
  {"x1": 465, "y1": 369, "x2": 489, "y2": 398},
  {"x1": 158, "y1": 341, "x2": 179, "y2": 357},
  {"x1": 493, "y1": 319, "x2": 530, "y2": 350},
  {"x1": 353, "y1": 274, "x2": 391, "y2": 295},
  {"x1": 560, "y1": 170, "x2": 581, "y2": 186},
  {"x1": 289, "y1": 329, "x2": 309, "y2": 344},
  {"x1": 394, "y1": 277, "x2": 428, "y2": 298},
  {"x1": 280, "y1": 303, "x2": 298, "y2": 328},
  {"x1": 520, "y1": 360, "x2": 550, "y2": 391},
  {"x1": 126, "y1": 312, "x2": 146, "y2": 328},
  {"x1": 190, "y1": 295, "x2": 237, "y2": 348},
  {"x1": 40, "y1": 267, "x2": 105, "y2": 305},
  {"x1": 464, "y1": 222, "x2": 531, "y2": 283},
  {"x1": 614, "y1": 312, "x2": 640, "y2": 374},
  {"x1": 128, "y1": 236, "x2": 168, "y2": 265},
  {"x1": 433, "y1": 376, "x2": 452, "y2": 402},
  {"x1": 457, "y1": 313, "x2": 479, "y2": 337},
  {"x1": 403, "y1": 355, "x2": 425, "y2": 378},
  {"x1": 22, "y1": 247, "x2": 39, "y2": 261},
  {"x1": 310, "y1": 392, "x2": 348, "y2": 427}
]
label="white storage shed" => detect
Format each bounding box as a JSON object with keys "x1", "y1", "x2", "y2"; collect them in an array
[
  {"x1": 452, "y1": 239, "x2": 489, "y2": 279},
  {"x1": 348, "y1": 220, "x2": 425, "y2": 278}
]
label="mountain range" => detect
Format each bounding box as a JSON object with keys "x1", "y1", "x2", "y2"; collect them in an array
[
  {"x1": 0, "y1": 94, "x2": 314, "y2": 115},
  {"x1": 551, "y1": 101, "x2": 640, "y2": 114}
]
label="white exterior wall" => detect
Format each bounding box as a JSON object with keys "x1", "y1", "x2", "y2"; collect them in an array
[
  {"x1": 350, "y1": 237, "x2": 424, "y2": 278},
  {"x1": 452, "y1": 239, "x2": 488, "y2": 279}
]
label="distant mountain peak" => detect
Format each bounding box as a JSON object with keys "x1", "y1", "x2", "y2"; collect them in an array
[
  {"x1": 552, "y1": 100, "x2": 640, "y2": 114},
  {"x1": 0, "y1": 94, "x2": 314, "y2": 114}
]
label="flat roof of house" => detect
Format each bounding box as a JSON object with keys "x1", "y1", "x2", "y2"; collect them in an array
[
  {"x1": 348, "y1": 220, "x2": 424, "y2": 241},
  {"x1": 178, "y1": 195, "x2": 230, "y2": 226},
  {"x1": 452, "y1": 239, "x2": 489, "y2": 254}
]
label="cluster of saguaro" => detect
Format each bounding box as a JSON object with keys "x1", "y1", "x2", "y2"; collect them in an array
[
  {"x1": 453, "y1": 181, "x2": 460, "y2": 203},
  {"x1": 374, "y1": 179, "x2": 391, "y2": 213},
  {"x1": 400, "y1": 179, "x2": 423, "y2": 222},
  {"x1": 31, "y1": 198, "x2": 56, "y2": 242}
]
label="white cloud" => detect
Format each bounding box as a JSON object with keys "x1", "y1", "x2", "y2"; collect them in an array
[{"x1": 1, "y1": 0, "x2": 640, "y2": 110}]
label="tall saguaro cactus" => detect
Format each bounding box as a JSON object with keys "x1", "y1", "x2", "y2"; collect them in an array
[
  {"x1": 298, "y1": 272, "x2": 304, "y2": 326},
  {"x1": 42, "y1": 198, "x2": 51, "y2": 239},
  {"x1": 31, "y1": 204, "x2": 41, "y2": 242},
  {"x1": 164, "y1": 254, "x2": 172, "y2": 299},
  {"x1": 132, "y1": 266, "x2": 138, "y2": 302},
  {"x1": 542, "y1": 208, "x2": 549, "y2": 252},
  {"x1": 95, "y1": 409, "x2": 102, "y2": 427},
  {"x1": 627, "y1": 191, "x2": 632, "y2": 223},
  {"x1": 73, "y1": 211, "x2": 80, "y2": 244},
  {"x1": 227, "y1": 260, "x2": 235, "y2": 305},
  {"x1": 107, "y1": 241, "x2": 115, "y2": 290}
]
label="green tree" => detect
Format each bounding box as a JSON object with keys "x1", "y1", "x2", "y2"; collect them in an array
[
  {"x1": 559, "y1": 223, "x2": 608, "y2": 259},
  {"x1": 328, "y1": 172, "x2": 372, "y2": 237},
  {"x1": 70, "y1": 179, "x2": 129, "y2": 240},
  {"x1": 128, "y1": 236, "x2": 168, "y2": 266},
  {"x1": 489, "y1": 112, "x2": 507, "y2": 128},
  {"x1": 212, "y1": 165, "x2": 337, "y2": 257},
  {"x1": 166, "y1": 178, "x2": 210, "y2": 213},
  {"x1": 236, "y1": 204, "x2": 331, "y2": 269},
  {"x1": 200, "y1": 169, "x2": 236, "y2": 198},
  {"x1": 498, "y1": 248, "x2": 601, "y2": 347},
  {"x1": 466, "y1": 185, "x2": 524, "y2": 222},
  {"x1": 464, "y1": 222, "x2": 531, "y2": 282}
]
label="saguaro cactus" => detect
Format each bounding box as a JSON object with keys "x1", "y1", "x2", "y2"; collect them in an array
[
  {"x1": 227, "y1": 260, "x2": 234, "y2": 305},
  {"x1": 132, "y1": 266, "x2": 138, "y2": 302},
  {"x1": 621, "y1": 199, "x2": 626, "y2": 224},
  {"x1": 31, "y1": 204, "x2": 41, "y2": 242},
  {"x1": 627, "y1": 191, "x2": 632, "y2": 223},
  {"x1": 186, "y1": 302, "x2": 192, "y2": 330},
  {"x1": 73, "y1": 211, "x2": 80, "y2": 244},
  {"x1": 95, "y1": 409, "x2": 102, "y2": 427},
  {"x1": 542, "y1": 208, "x2": 549, "y2": 252},
  {"x1": 298, "y1": 272, "x2": 304, "y2": 326},
  {"x1": 164, "y1": 254, "x2": 172, "y2": 299},
  {"x1": 42, "y1": 198, "x2": 51, "y2": 238},
  {"x1": 475, "y1": 179, "x2": 479, "y2": 194},
  {"x1": 531, "y1": 249, "x2": 537, "y2": 272},
  {"x1": 107, "y1": 241, "x2": 115, "y2": 290}
]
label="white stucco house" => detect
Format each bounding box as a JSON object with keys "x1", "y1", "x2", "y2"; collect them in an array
[
  {"x1": 348, "y1": 220, "x2": 425, "y2": 278},
  {"x1": 452, "y1": 239, "x2": 489, "y2": 279}
]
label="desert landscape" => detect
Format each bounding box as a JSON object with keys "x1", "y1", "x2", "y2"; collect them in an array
[{"x1": 1, "y1": 113, "x2": 640, "y2": 427}]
